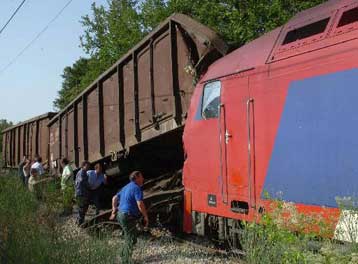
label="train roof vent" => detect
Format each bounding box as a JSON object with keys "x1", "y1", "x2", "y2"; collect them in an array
[
  {"x1": 268, "y1": 1, "x2": 358, "y2": 63},
  {"x1": 337, "y1": 7, "x2": 358, "y2": 27},
  {"x1": 267, "y1": 6, "x2": 336, "y2": 63},
  {"x1": 282, "y1": 17, "x2": 330, "y2": 45},
  {"x1": 330, "y1": 3, "x2": 358, "y2": 41}
]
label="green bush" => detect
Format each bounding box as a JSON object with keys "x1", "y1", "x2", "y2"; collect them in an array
[{"x1": 238, "y1": 199, "x2": 358, "y2": 264}]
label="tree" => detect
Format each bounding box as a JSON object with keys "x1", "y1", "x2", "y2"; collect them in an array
[
  {"x1": 53, "y1": 0, "x2": 326, "y2": 110},
  {"x1": 54, "y1": 0, "x2": 144, "y2": 110},
  {"x1": 0, "y1": 119, "x2": 13, "y2": 154},
  {"x1": 53, "y1": 57, "x2": 91, "y2": 110},
  {"x1": 141, "y1": 0, "x2": 326, "y2": 47},
  {"x1": 80, "y1": 0, "x2": 144, "y2": 73}
]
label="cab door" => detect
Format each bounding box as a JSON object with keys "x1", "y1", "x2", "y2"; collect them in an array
[{"x1": 220, "y1": 76, "x2": 254, "y2": 212}]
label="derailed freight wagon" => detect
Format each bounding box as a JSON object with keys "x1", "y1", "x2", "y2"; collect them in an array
[
  {"x1": 2, "y1": 112, "x2": 57, "y2": 168},
  {"x1": 48, "y1": 14, "x2": 228, "y2": 177}
]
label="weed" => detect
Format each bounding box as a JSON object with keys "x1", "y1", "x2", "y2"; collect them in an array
[
  {"x1": 238, "y1": 197, "x2": 358, "y2": 264},
  {"x1": 1, "y1": 169, "x2": 357, "y2": 264}
]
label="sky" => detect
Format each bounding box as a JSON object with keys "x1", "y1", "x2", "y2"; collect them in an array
[{"x1": 0, "y1": 0, "x2": 107, "y2": 123}]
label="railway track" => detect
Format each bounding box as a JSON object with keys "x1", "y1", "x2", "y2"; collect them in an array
[
  {"x1": 83, "y1": 210, "x2": 245, "y2": 259},
  {"x1": 79, "y1": 169, "x2": 245, "y2": 259}
]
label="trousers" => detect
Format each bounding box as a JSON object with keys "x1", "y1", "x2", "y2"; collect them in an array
[
  {"x1": 76, "y1": 196, "x2": 89, "y2": 225},
  {"x1": 62, "y1": 187, "x2": 74, "y2": 214},
  {"x1": 89, "y1": 185, "x2": 103, "y2": 214},
  {"x1": 117, "y1": 212, "x2": 139, "y2": 264}
]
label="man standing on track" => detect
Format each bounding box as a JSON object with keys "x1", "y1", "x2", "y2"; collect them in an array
[
  {"x1": 75, "y1": 160, "x2": 90, "y2": 226},
  {"x1": 110, "y1": 171, "x2": 149, "y2": 264},
  {"x1": 60, "y1": 158, "x2": 74, "y2": 216}
]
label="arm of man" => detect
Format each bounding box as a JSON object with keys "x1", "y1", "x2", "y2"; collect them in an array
[
  {"x1": 134, "y1": 186, "x2": 148, "y2": 227},
  {"x1": 39, "y1": 164, "x2": 45, "y2": 175},
  {"x1": 109, "y1": 194, "x2": 119, "y2": 220},
  {"x1": 62, "y1": 167, "x2": 72, "y2": 182},
  {"x1": 24, "y1": 162, "x2": 30, "y2": 170},
  {"x1": 86, "y1": 170, "x2": 94, "y2": 187},
  {"x1": 137, "y1": 200, "x2": 149, "y2": 227},
  {"x1": 83, "y1": 170, "x2": 90, "y2": 189},
  {"x1": 43, "y1": 160, "x2": 48, "y2": 170}
]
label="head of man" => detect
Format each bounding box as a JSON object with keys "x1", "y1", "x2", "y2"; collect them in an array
[
  {"x1": 81, "y1": 160, "x2": 90, "y2": 171},
  {"x1": 61, "y1": 158, "x2": 69, "y2": 167},
  {"x1": 30, "y1": 168, "x2": 38, "y2": 177},
  {"x1": 129, "y1": 171, "x2": 144, "y2": 187},
  {"x1": 35, "y1": 156, "x2": 42, "y2": 163},
  {"x1": 94, "y1": 163, "x2": 102, "y2": 174}
]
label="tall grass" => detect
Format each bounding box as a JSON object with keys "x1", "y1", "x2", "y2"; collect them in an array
[{"x1": 0, "y1": 171, "x2": 118, "y2": 264}]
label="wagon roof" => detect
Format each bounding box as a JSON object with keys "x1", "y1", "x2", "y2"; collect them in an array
[{"x1": 2, "y1": 112, "x2": 57, "y2": 133}]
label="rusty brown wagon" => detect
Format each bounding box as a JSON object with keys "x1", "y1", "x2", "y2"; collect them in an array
[
  {"x1": 47, "y1": 14, "x2": 228, "y2": 176},
  {"x1": 2, "y1": 112, "x2": 57, "y2": 168}
]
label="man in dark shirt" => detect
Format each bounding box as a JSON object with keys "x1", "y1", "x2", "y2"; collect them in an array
[
  {"x1": 110, "y1": 171, "x2": 148, "y2": 264},
  {"x1": 75, "y1": 160, "x2": 90, "y2": 226}
]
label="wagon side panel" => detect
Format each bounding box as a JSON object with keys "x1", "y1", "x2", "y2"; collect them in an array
[
  {"x1": 103, "y1": 71, "x2": 121, "y2": 156},
  {"x1": 87, "y1": 87, "x2": 101, "y2": 161}
]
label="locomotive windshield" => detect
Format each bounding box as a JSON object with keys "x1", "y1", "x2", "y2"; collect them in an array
[{"x1": 202, "y1": 81, "x2": 221, "y2": 119}]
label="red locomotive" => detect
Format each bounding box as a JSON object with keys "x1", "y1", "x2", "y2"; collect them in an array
[{"x1": 183, "y1": 0, "x2": 358, "y2": 244}]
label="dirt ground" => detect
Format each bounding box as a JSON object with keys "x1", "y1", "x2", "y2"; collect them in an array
[{"x1": 57, "y1": 207, "x2": 241, "y2": 264}]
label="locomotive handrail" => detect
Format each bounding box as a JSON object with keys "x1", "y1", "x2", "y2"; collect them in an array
[
  {"x1": 246, "y1": 98, "x2": 255, "y2": 209},
  {"x1": 218, "y1": 103, "x2": 224, "y2": 203},
  {"x1": 218, "y1": 103, "x2": 228, "y2": 204}
]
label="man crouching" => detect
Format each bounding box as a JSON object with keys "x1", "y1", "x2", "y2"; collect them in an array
[{"x1": 110, "y1": 171, "x2": 149, "y2": 264}]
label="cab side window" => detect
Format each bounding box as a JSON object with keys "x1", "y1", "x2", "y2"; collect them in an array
[{"x1": 202, "y1": 81, "x2": 221, "y2": 119}]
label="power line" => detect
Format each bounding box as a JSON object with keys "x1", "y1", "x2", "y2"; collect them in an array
[
  {"x1": 0, "y1": 0, "x2": 27, "y2": 36},
  {"x1": 0, "y1": 0, "x2": 74, "y2": 76}
]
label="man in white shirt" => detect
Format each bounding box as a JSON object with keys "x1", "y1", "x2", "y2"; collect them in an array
[
  {"x1": 61, "y1": 158, "x2": 74, "y2": 216},
  {"x1": 31, "y1": 156, "x2": 45, "y2": 175}
]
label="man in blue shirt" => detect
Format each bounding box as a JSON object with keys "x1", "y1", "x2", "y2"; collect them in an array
[
  {"x1": 110, "y1": 171, "x2": 148, "y2": 264},
  {"x1": 87, "y1": 163, "x2": 107, "y2": 215},
  {"x1": 75, "y1": 160, "x2": 90, "y2": 226}
]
